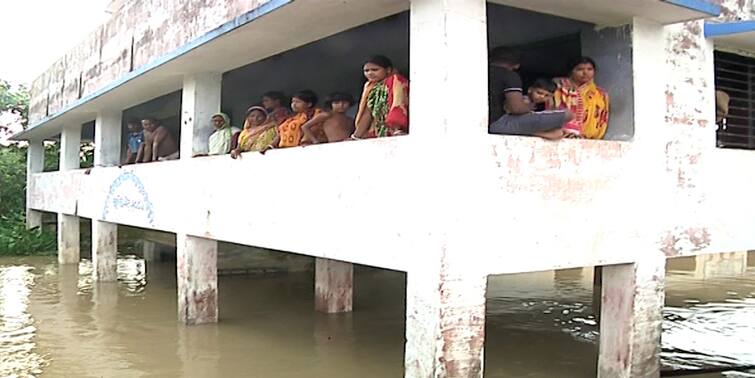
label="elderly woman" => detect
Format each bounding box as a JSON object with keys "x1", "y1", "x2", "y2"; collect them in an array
[
  {"x1": 553, "y1": 57, "x2": 610, "y2": 139},
  {"x1": 230, "y1": 106, "x2": 277, "y2": 158},
  {"x1": 208, "y1": 112, "x2": 240, "y2": 155}
]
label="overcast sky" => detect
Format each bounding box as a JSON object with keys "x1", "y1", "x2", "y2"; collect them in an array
[{"x1": 0, "y1": 0, "x2": 111, "y2": 86}]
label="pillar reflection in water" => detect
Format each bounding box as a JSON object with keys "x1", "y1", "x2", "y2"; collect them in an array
[
  {"x1": 313, "y1": 313, "x2": 356, "y2": 368},
  {"x1": 178, "y1": 323, "x2": 220, "y2": 377},
  {"x1": 57, "y1": 263, "x2": 80, "y2": 310}
]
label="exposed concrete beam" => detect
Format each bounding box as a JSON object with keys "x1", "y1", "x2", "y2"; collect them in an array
[{"x1": 315, "y1": 258, "x2": 353, "y2": 313}]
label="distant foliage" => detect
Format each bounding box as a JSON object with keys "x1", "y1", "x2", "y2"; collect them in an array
[
  {"x1": 0, "y1": 145, "x2": 57, "y2": 255},
  {"x1": 0, "y1": 80, "x2": 29, "y2": 127}
]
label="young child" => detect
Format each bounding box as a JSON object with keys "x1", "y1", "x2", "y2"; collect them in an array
[
  {"x1": 267, "y1": 90, "x2": 323, "y2": 149},
  {"x1": 525, "y1": 78, "x2": 556, "y2": 112},
  {"x1": 301, "y1": 92, "x2": 355, "y2": 144},
  {"x1": 262, "y1": 91, "x2": 292, "y2": 125},
  {"x1": 503, "y1": 77, "x2": 580, "y2": 137},
  {"x1": 123, "y1": 118, "x2": 144, "y2": 165},
  {"x1": 530, "y1": 78, "x2": 582, "y2": 137}
]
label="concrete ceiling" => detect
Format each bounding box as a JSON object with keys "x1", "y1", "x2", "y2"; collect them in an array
[
  {"x1": 706, "y1": 21, "x2": 755, "y2": 52},
  {"x1": 488, "y1": 0, "x2": 719, "y2": 26}
]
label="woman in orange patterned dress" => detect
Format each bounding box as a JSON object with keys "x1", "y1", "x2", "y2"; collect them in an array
[{"x1": 266, "y1": 90, "x2": 324, "y2": 150}]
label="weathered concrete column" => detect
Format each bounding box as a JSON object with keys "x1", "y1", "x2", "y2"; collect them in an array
[
  {"x1": 410, "y1": 0, "x2": 489, "y2": 141},
  {"x1": 143, "y1": 240, "x2": 159, "y2": 262},
  {"x1": 91, "y1": 111, "x2": 122, "y2": 281},
  {"x1": 59, "y1": 124, "x2": 81, "y2": 170},
  {"x1": 314, "y1": 258, "x2": 353, "y2": 313},
  {"x1": 405, "y1": 262, "x2": 487, "y2": 378},
  {"x1": 405, "y1": 0, "x2": 489, "y2": 376},
  {"x1": 180, "y1": 73, "x2": 221, "y2": 158},
  {"x1": 92, "y1": 221, "x2": 118, "y2": 281},
  {"x1": 57, "y1": 124, "x2": 81, "y2": 264},
  {"x1": 25, "y1": 139, "x2": 44, "y2": 230},
  {"x1": 598, "y1": 254, "x2": 666, "y2": 378},
  {"x1": 57, "y1": 214, "x2": 80, "y2": 264},
  {"x1": 94, "y1": 110, "x2": 122, "y2": 167},
  {"x1": 176, "y1": 234, "x2": 218, "y2": 324},
  {"x1": 593, "y1": 266, "x2": 603, "y2": 320}
]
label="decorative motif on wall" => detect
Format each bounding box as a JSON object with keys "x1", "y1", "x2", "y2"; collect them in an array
[{"x1": 102, "y1": 171, "x2": 155, "y2": 226}]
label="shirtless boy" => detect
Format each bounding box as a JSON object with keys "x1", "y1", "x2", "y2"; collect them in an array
[
  {"x1": 301, "y1": 92, "x2": 355, "y2": 144},
  {"x1": 139, "y1": 117, "x2": 179, "y2": 162}
]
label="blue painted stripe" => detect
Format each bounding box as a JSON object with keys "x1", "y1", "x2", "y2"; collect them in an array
[
  {"x1": 661, "y1": 0, "x2": 721, "y2": 17},
  {"x1": 20, "y1": 0, "x2": 292, "y2": 136},
  {"x1": 705, "y1": 20, "x2": 755, "y2": 38}
]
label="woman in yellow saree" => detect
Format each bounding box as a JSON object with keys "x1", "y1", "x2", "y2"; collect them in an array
[
  {"x1": 553, "y1": 57, "x2": 610, "y2": 140},
  {"x1": 230, "y1": 106, "x2": 277, "y2": 158}
]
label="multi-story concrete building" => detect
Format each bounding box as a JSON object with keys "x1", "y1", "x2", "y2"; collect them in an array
[{"x1": 12, "y1": 0, "x2": 755, "y2": 376}]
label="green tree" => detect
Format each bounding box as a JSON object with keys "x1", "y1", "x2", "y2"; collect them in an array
[
  {"x1": 0, "y1": 80, "x2": 30, "y2": 127},
  {"x1": 0, "y1": 145, "x2": 57, "y2": 255},
  {"x1": 0, "y1": 80, "x2": 55, "y2": 255}
]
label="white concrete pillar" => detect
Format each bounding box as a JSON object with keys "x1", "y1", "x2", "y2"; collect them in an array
[
  {"x1": 25, "y1": 140, "x2": 44, "y2": 230},
  {"x1": 143, "y1": 240, "x2": 159, "y2": 262},
  {"x1": 180, "y1": 73, "x2": 221, "y2": 158},
  {"x1": 405, "y1": 265, "x2": 487, "y2": 378},
  {"x1": 598, "y1": 254, "x2": 666, "y2": 378},
  {"x1": 57, "y1": 124, "x2": 82, "y2": 264},
  {"x1": 57, "y1": 214, "x2": 80, "y2": 264},
  {"x1": 92, "y1": 221, "x2": 118, "y2": 282},
  {"x1": 92, "y1": 113, "x2": 121, "y2": 281},
  {"x1": 176, "y1": 234, "x2": 218, "y2": 324},
  {"x1": 410, "y1": 0, "x2": 488, "y2": 142},
  {"x1": 314, "y1": 258, "x2": 353, "y2": 313},
  {"x1": 94, "y1": 110, "x2": 122, "y2": 167},
  {"x1": 59, "y1": 124, "x2": 81, "y2": 170},
  {"x1": 405, "y1": 1, "x2": 489, "y2": 376}
]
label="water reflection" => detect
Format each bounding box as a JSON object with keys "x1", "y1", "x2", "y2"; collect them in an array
[
  {"x1": 0, "y1": 253, "x2": 752, "y2": 377},
  {"x1": 0, "y1": 263, "x2": 44, "y2": 377},
  {"x1": 663, "y1": 253, "x2": 755, "y2": 376}
]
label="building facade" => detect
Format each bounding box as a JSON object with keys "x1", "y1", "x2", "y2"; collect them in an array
[{"x1": 13, "y1": 0, "x2": 755, "y2": 376}]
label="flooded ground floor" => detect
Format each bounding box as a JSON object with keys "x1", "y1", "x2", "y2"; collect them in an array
[{"x1": 1, "y1": 252, "x2": 754, "y2": 377}]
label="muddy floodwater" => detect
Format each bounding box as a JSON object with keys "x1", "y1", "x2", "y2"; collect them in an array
[{"x1": 1, "y1": 252, "x2": 753, "y2": 377}]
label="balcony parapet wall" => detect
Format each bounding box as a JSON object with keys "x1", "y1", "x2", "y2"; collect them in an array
[{"x1": 28, "y1": 0, "x2": 272, "y2": 124}]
